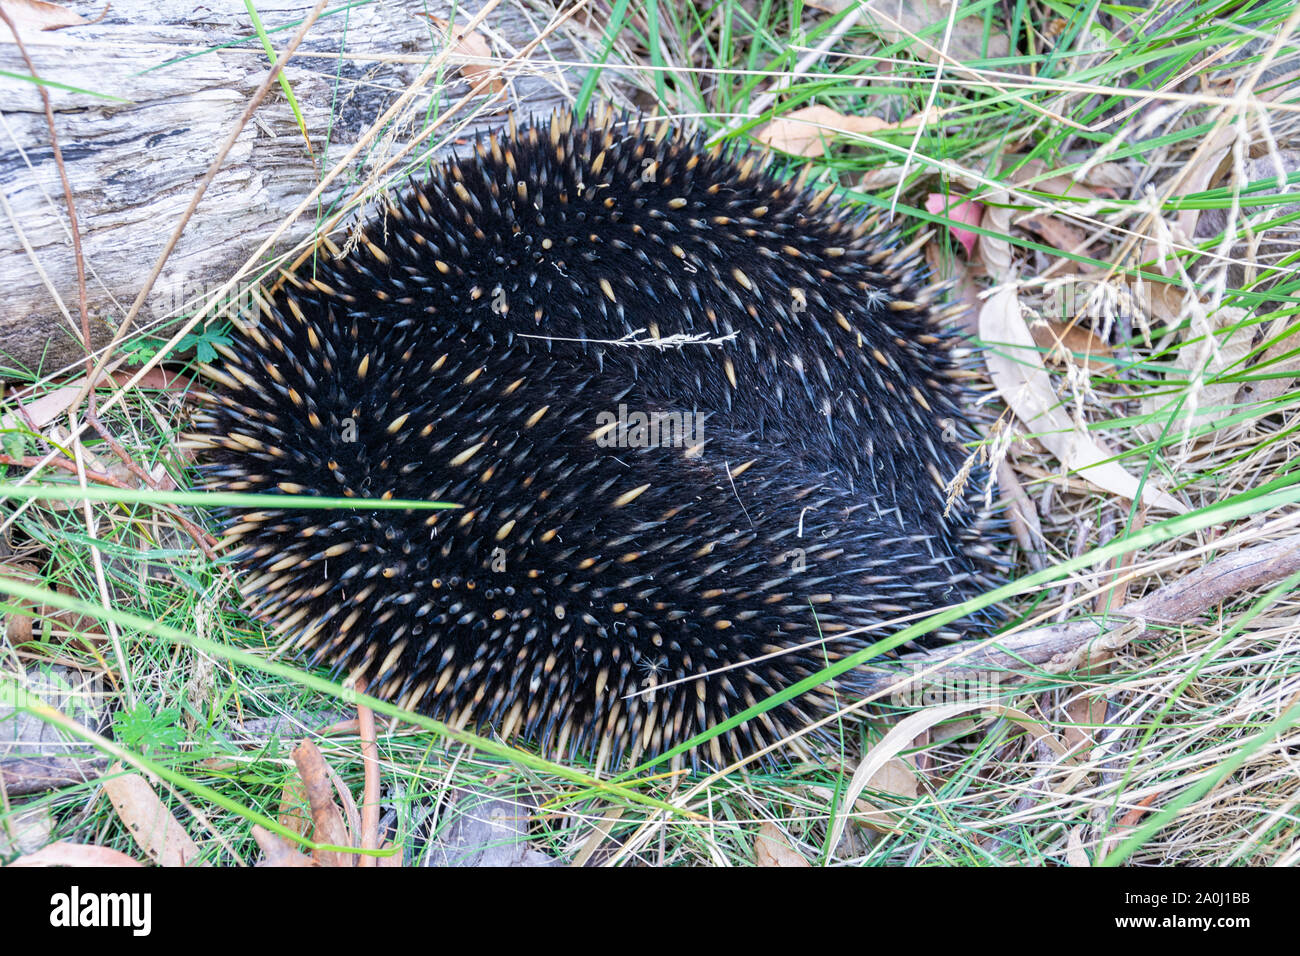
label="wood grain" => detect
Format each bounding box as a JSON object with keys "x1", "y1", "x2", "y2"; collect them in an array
[{"x1": 0, "y1": 0, "x2": 590, "y2": 378}]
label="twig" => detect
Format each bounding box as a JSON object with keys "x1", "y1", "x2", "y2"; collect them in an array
[
  {"x1": 0, "y1": 454, "x2": 218, "y2": 560},
  {"x1": 356, "y1": 681, "x2": 381, "y2": 868},
  {"x1": 863, "y1": 533, "x2": 1300, "y2": 698},
  {"x1": 291, "y1": 740, "x2": 353, "y2": 868}
]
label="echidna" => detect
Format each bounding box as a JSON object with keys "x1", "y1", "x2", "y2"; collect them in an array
[{"x1": 190, "y1": 111, "x2": 1003, "y2": 769}]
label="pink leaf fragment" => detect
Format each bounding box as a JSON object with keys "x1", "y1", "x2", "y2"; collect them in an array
[{"x1": 926, "y1": 192, "x2": 982, "y2": 255}]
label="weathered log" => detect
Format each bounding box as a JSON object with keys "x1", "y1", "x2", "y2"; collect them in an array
[
  {"x1": 0, "y1": 0, "x2": 594, "y2": 380},
  {"x1": 863, "y1": 531, "x2": 1300, "y2": 704}
]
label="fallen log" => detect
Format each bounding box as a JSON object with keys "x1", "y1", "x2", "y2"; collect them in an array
[{"x1": 0, "y1": 0, "x2": 592, "y2": 378}]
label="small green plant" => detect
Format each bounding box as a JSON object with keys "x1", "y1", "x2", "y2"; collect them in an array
[
  {"x1": 112, "y1": 703, "x2": 185, "y2": 756},
  {"x1": 124, "y1": 327, "x2": 232, "y2": 364}
]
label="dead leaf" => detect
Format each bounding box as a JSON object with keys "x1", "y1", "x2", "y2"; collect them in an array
[
  {"x1": 982, "y1": 287, "x2": 1186, "y2": 512},
  {"x1": 1003, "y1": 158, "x2": 1102, "y2": 257},
  {"x1": 757, "y1": 104, "x2": 939, "y2": 158},
  {"x1": 1, "y1": 562, "x2": 41, "y2": 643},
  {"x1": 108, "y1": 367, "x2": 195, "y2": 393},
  {"x1": 839, "y1": 754, "x2": 923, "y2": 830},
  {"x1": 251, "y1": 824, "x2": 316, "y2": 867},
  {"x1": 102, "y1": 766, "x2": 201, "y2": 867},
  {"x1": 1146, "y1": 125, "x2": 1235, "y2": 276},
  {"x1": 1062, "y1": 696, "x2": 1109, "y2": 755},
  {"x1": 1139, "y1": 306, "x2": 1253, "y2": 439},
  {"x1": 1019, "y1": 212, "x2": 1091, "y2": 256},
  {"x1": 997, "y1": 459, "x2": 1045, "y2": 571},
  {"x1": 977, "y1": 189, "x2": 1015, "y2": 283},
  {"x1": 421, "y1": 15, "x2": 504, "y2": 95},
  {"x1": 1030, "y1": 320, "x2": 1112, "y2": 369},
  {"x1": 925, "y1": 192, "x2": 981, "y2": 255},
  {"x1": 1007, "y1": 158, "x2": 1106, "y2": 203},
  {"x1": 1118, "y1": 792, "x2": 1161, "y2": 827},
  {"x1": 0, "y1": 384, "x2": 83, "y2": 432},
  {"x1": 1143, "y1": 281, "x2": 1194, "y2": 327},
  {"x1": 754, "y1": 821, "x2": 809, "y2": 867},
  {"x1": 1238, "y1": 318, "x2": 1300, "y2": 407},
  {"x1": 924, "y1": 242, "x2": 981, "y2": 336},
  {"x1": 868, "y1": 756, "x2": 919, "y2": 801},
  {"x1": 829, "y1": 702, "x2": 1067, "y2": 851},
  {"x1": 1096, "y1": 509, "x2": 1143, "y2": 615},
  {"x1": 1075, "y1": 162, "x2": 1130, "y2": 195},
  {"x1": 277, "y1": 774, "x2": 313, "y2": 839},
  {"x1": 847, "y1": 0, "x2": 1010, "y2": 63},
  {"x1": 49, "y1": 584, "x2": 108, "y2": 642},
  {"x1": 0, "y1": 0, "x2": 86, "y2": 35},
  {"x1": 858, "y1": 163, "x2": 908, "y2": 190},
  {"x1": 1066, "y1": 828, "x2": 1091, "y2": 866},
  {"x1": 8, "y1": 840, "x2": 143, "y2": 867}
]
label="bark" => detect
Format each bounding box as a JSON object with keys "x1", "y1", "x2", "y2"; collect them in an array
[{"x1": 0, "y1": 0, "x2": 589, "y2": 379}]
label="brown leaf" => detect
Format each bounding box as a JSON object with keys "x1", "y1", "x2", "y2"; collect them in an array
[
  {"x1": 421, "y1": 15, "x2": 504, "y2": 95},
  {"x1": 1062, "y1": 696, "x2": 1108, "y2": 755},
  {"x1": 1066, "y1": 828, "x2": 1091, "y2": 866},
  {"x1": 831, "y1": 703, "x2": 1049, "y2": 850},
  {"x1": 251, "y1": 824, "x2": 316, "y2": 867},
  {"x1": 976, "y1": 189, "x2": 1015, "y2": 283},
  {"x1": 277, "y1": 774, "x2": 313, "y2": 839},
  {"x1": 0, "y1": 384, "x2": 84, "y2": 432},
  {"x1": 107, "y1": 367, "x2": 194, "y2": 393},
  {"x1": 1142, "y1": 281, "x2": 1193, "y2": 327},
  {"x1": 1139, "y1": 306, "x2": 1253, "y2": 439},
  {"x1": 997, "y1": 459, "x2": 1044, "y2": 571},
  {"x1": 4, "y1": 604, "x2": 32, "y2": 643},
  {"x1": 1, "y1": 562, "x2": 41, "y2": 643},
  {"x1": 839, "y1": 0, "x2": 1011, "y2": 63},
  {"x1": 1019, "y1": 213, "x2": 1091, "y2": 256},
  {"x1": 1030, "y1": 320, "x2": 1113, "y2": 369},
  {"x1": 756, "y1": 104, "x2": 939, "y2": 158},
  {"x1": 1075, "y1": 162, "x2": 1130, "y2": 195},
  {"x1": 1238, "y1": 318, "x2": 1300, "y2": 407},
  {"x1": 1118, "y1": 792, "x2": 1161, "y2": 827},
  {"x1": 0, "y1": 0, "x2": 86, "y2": 34},
  {"x1": 981, "y1": 287, "x2": 1186, "y2": 512},
  {"x1": 924, "y1": 243, "x2": 980, "y2": 336},
  {"x1": 1007, "y1": 158, "x2": 1106, "y2": 203},
  {"x1": 8, "y1": 840, "x2": 143, "y2": 867},
  {"x1": 102, "y1": 766, "x2": 201, "y2": 867},
  {"x1": 838, "y1": 755, "x2": 919, "y2": 830},
  {"x1": 49, "y1": 584, "x2": 107, "y2": 641},
  {"x1": 754, "y1": 822, "x2": 809, "y2": 867}
]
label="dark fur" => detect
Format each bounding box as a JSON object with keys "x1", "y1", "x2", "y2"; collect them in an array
[{"x1": 192, "y1": 113, "x2": 1003, "y2": 768}]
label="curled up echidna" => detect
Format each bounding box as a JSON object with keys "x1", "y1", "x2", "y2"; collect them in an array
[{"x1": 190, "y1": 111, "x2": 1003, "y2": 769}]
